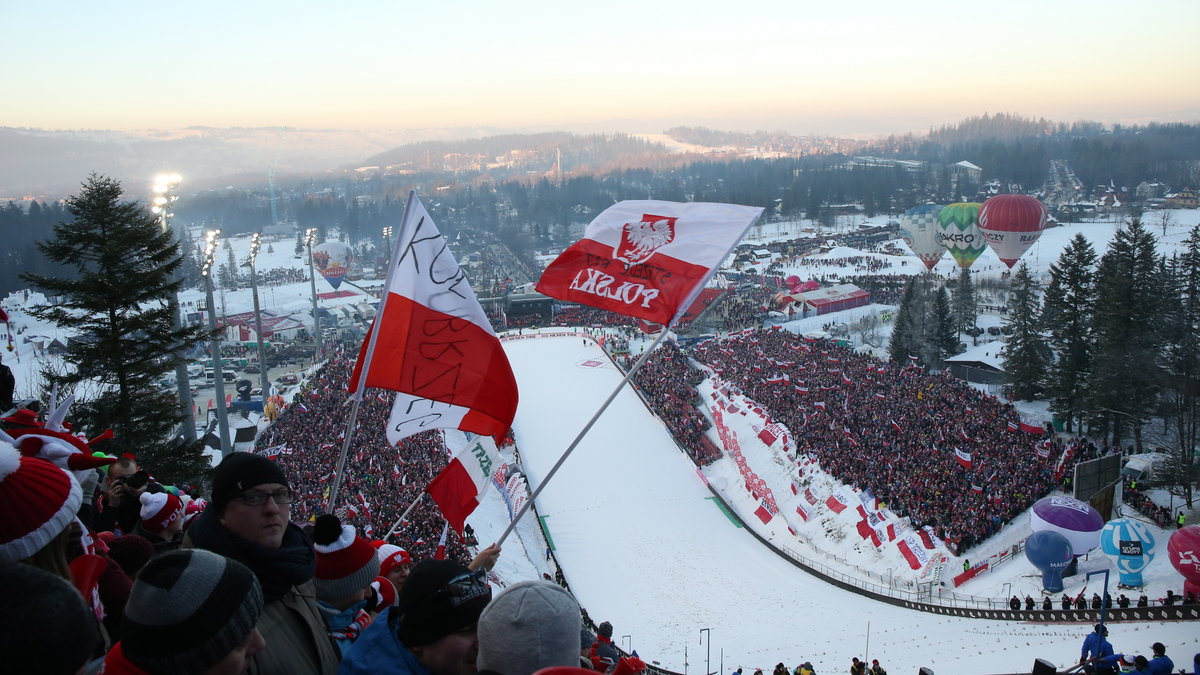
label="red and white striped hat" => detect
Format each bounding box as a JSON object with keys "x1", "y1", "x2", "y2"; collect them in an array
[
  {"x1": 139, "y1": 491, "x2": 184, "y2": 533},
  {"x1": 0, "y1": 439, "x2": 82, "y2": 560}
]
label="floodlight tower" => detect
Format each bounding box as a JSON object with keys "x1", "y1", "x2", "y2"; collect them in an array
[
  {"x1": 151, "y1": 174, "x2": 196, "y2": 443},
  {"x1": 304, "y1": 228, "x2": 322, "y2": 359},
  {"x1": 246, "y1": 233, "x2": 270, "y2": 396},
  {"x1": 201, "y1": 229, "x2": 232, "y2": 457},
  {"x1": 382, "y1": 225, "x2": 393, "y2": 268}
]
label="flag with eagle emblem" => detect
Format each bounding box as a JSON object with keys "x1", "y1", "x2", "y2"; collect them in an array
[{"x1": 536, "y1": 200, "x2": 763, "y2": 324}]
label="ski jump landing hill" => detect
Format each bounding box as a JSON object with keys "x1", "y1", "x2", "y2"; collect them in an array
[{"x1": 500, "y1": 331, "x2": 1198, "y2": 675}]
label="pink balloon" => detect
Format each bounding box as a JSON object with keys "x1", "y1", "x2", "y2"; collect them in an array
[{"x1": 1167, "y1": 525, "x2": 1200, "y2": 596}]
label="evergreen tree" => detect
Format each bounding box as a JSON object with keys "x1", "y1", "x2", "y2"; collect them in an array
[
  {"x1": 1001, "y1": 263, "x2": 1048, "y2": 400},
  {"x1": 1088, "y1": 218, "x2": 1163, "y2": 448},
  {"x1": 21, "y1": 176, "x2": 210, "y2": 482},
  {"x1": 889, "y1": 276, "x2": 930, "y2": 364},
  {"x1": 222, "y1": 244, "x2": 238, "y2": 290},
  {"x1": 951, "y1": 267, "x2": 978, "y2": 338},
  {"x1": 294, "y1": 228, "x2": 305, "y2": 255},
  {"x1": 1158, "y1": 226, "x2": 1200, "y2": 507},
  {"x1": 1041, "y1": 234, "x2": 1096, "y2": 432},
  {"x1": 932, "y1": 284, "x2": 961, "y2": 364}
]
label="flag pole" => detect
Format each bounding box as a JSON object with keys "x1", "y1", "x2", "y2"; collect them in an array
[
  {"x1": 385, "y1": 492, "x2": 425, "y2": 540},
  {"x1": 493, "y1": 324, "x2": 676, "y2": 547},
  {"x1": 327, "y1": 190, "x2": 417, "y2": 511}
]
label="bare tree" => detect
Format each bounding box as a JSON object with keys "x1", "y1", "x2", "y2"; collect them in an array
[{"x1": 853, "y1": 313, "x2": 883, "y2": 348}]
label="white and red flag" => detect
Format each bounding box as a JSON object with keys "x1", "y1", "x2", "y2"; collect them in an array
[
  {"x1": 349, "y1": 193, "x2": 518, "y2": 445},
  {"x1": 536, "y1": 200, "x2": 763, "y2": 324},
  {"x1": 955, "y1": 447, "x2": 974, "y2": 469},
  {"x1": 434, "y1": 521, "x2": 450, "y2": 560},
  {"x1": 425, "y1": 436, "x2": 501, "y2": 536}
]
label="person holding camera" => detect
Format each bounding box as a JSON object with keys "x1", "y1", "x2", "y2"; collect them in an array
[{"x1": 96, "y1": 455, "x2": 164, "y2": 535}]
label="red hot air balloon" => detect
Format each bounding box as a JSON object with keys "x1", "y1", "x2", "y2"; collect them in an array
[
  {"x1": 978, "y1": 194, "x2": 1048, "y2": 268},
  {"x1": 1167, "y1": 525, "x2": 1200, "y2": 596}
]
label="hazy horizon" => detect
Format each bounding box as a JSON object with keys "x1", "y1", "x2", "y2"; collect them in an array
[{"x1": 6, "y1": 1, "x2": 1199, "y2": 138}]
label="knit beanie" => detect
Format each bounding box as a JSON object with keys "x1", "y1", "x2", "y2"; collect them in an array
[
  {"x1": 121, "y1": 549, "x2": 263, "y2": 675},
  {"x1": 0, "y1": 442, "x2": 82, "y2": 560},
  {"x1": 140, "y1": 491, "x2": 184, "y2": 533},
  {"x1": 312, "y1": 514, "x2": 380, "y2": 603},
  {"x1": 107, "y1": 535, "x2": 155, "y2": 578},
  {"x1": 378, "y1": 543, "x2": 412, "y2": 576},
  {"x1": 370, "y1": 576, "x2": 399, "y2": 613},
  {"x1": 210, "y1": 452, "x2": 287, "y2": 513},
  {"x1": 478, "y1": 580, "x2": 582, "y2": 675},
  {"x1": 399, "y1": 559, "x2": 492, "y2": 646}
]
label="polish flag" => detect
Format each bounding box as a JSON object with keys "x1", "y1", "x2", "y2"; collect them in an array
[
  {"x1": 795, "y1": 501, "x2": 809, "y2": 521},
  {"x1": 425, "y1": 436, "x2": 501, "y2": 535},
  {"x1": 754, "y1": 500, "x2": 774, "y2": 524},
  {"x1": 889, "y1": 418, "x2": 903, "y2": 433},
  {"x1": 434, "y1": 521, "x2": 449, "y2": 560},
  {"x1": 1006, "y1": 420, "x2": 1019, "y2": 432},
  {"x1": 897, "y1": 537, "x2": 924, "y2": 570},
  {"x1": 349, "y1": 193, "x2": 518, "y2": 446},
  {"x1": 955, "y1": 447, "x2": 974, "y2": 469},
  {"x1": 813, "y1": 401, "x2": 826, "y2": 410},
  {"x1": 825, "y1": 492, "x2": 848, "y2": 514},
  {"x1": 1019, "y1": 417, "x2": 1046, "y2": 434},
  {"x1": 536, "y1": 200, "x2": 763, "y2": 324}
]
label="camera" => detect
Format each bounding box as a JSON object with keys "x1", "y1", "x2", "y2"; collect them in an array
[{"x1": 115, "y1": 470, "x2": 150, "y2": 491}]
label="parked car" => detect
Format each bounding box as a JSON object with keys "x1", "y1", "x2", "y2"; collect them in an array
[
  {"x1": 986, "y1": 326, "x2": 1001, "y2": 336},
  {"x1": 243, "y1": 364, "x2": 261, "y2": 374}
]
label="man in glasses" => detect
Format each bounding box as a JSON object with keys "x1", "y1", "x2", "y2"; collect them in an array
[
  {"x1": 341, "y1": 559, "x2": 493, "y2": 675},
  {"x1": 185, "y1": 451, "x2": 340, "y2": 674}
]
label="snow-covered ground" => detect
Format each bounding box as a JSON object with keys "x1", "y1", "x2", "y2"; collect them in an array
[
  {"x1": 3, "y1": 210, "x2": 1199, "y2": 673},
  {"x1": 488, "y1": 332, "x2": 1199, "y2": 675}
]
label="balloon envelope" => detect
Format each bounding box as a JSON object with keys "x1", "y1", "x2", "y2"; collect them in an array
[
  {"x1": 311, "y1": 241, "x2": 354, "y2": 290},
  {"x1": 1167, "y1": 525, "x2": 1200, "y2": 595},
  {"x1": 1099, "y1": 518, "x2": 1157, "y2": 587},
  {"x1": 1025, "y1": 529, "x2": 1074, "y2": 593},
  {"x1": 1029, "y1": 495, "x2": 1104, "y2": 557},
  {"x1": 978, "y1": 195, "x2": 1048, "y2": 268},
  {"x1": 936, "y1": 202, "x2": 985, "y2": 269},
  {"x1": 899, "y1": 204, "x2": 946, "y2": 270}
]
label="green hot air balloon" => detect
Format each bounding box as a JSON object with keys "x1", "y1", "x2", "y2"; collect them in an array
[{"x1": 936, "y1": 202, "x2": 985, "y2": 269}]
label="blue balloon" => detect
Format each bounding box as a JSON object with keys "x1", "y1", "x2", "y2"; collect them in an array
[
  {"x1": 1025, "y1": 529, "x2": 1074, "y2": 593},
  {"x1": 1099, "y1": 519, "x2": 1157, "y2": 587}
]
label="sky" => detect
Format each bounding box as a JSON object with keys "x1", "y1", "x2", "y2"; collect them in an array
[{"x1": 5, "y1": 0, "x2": 1200, "y2": 138}]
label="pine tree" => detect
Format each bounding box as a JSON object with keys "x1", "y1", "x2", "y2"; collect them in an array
[
  {"x1": 1041, "y1": 234, "x2": 1097, "y2": 432},
  {"x1": 1159, "y1": 226, "x2": 1200, "y2": 507},
  {"x1": 21, "y1": 175, "x2": 210, "y2": 482},
  {"x1": 294, "y1": 228, "x2": 305, "y2": 255},
  {"x1": 888, "y1": 277, "x2": 919, "y2": 364},
  {"x1": 1002, "y1": 263, "x2": 1048, "y2": 400},
  {"x1": 932, "y1": 284, "x2": 961, "y2": 364},
  {"x1": 952, "y1": 267, "x2": 977, "y2": 338},
  {"x1": 1088, "y1": 218, "x2": 1163, "y2": 448}
]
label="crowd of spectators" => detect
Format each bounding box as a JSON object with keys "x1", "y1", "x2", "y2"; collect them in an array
[
  {"x1": 1124, "y1": 484, "x2": 1176, "y2": 528},
  {"x1": 630, "y1": 342, "x2": 720, "y2": 465},
  {"x1": 256, "y1": 345, "x2": 472, "y2": 564},
  {"x1": 690, "y1": 328, "x2": 1075, "y2": 555}
]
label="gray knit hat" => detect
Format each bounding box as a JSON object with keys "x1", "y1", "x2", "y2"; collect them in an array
[
  {"x1": 478, "y1": 580, "x2": 582, "y2": 675},
  {"x1": 121, "y1": 549, "x2": 263, "y2": 675}
]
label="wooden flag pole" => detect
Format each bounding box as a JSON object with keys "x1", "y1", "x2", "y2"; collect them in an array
[
  {"x1": 385, "y1": 492, "x2": 425, "y2": 540},
  {"x1": 493, "y1": 324, "x2": 676, "y2": 547}
]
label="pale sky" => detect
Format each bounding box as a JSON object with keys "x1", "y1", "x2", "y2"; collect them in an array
[{"x1": 5, "y1": 0, "x2": 1199, "y2": 137}]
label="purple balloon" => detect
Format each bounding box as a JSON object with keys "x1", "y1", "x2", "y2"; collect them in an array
[{"x1": 1029, "y1": 496, "x2": 1104, "y2": 556}]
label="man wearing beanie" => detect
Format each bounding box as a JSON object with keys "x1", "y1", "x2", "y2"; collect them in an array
[
  {"x1": 184, "y1": 451, "x2": 339, "y2": 674},
  {"x1": 135, "y1": 490, "x2": 185, "y2": 553},
  {"x1": 104, "y1": 549, "x2": 265, "y2": 675},
  {"x1": 312, "y1": 514, "x2": 381, "y2": 655},
  {"x1": 341, "y1": 559, "x2": 493, "y2": 675},
  {"x1": 476, "y1": 580, "x2": 582, "y2": 675}
]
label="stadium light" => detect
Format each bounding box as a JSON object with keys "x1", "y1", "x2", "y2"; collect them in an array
[
  {"x1": 304, "y1": 228, "x2": 322, "y2": 359},
  {"x1": 246, "y1": 233, "x2": 270, "y2": 396},
  {"x1": 150, "y1": 173, "x2": 195, "y2": 442},
  {"x1": 202, "y1": 228, "x2": 232, "y2": 456}
]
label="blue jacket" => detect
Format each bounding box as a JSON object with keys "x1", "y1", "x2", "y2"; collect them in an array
[
  {"x1": 1081, "y1": 632, "x2": 1111, "y2": 660},
  {"x1": 339, "y1": 607, "x2": 430, "y2": 675},
  {"x1": 1146, "y1": 654, "x2": 1173, "y2": 675}
]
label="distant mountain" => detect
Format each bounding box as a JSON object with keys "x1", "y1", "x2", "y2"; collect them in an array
[{"x1": 0, "y1": 126, "x2": 504, "y2": 200}]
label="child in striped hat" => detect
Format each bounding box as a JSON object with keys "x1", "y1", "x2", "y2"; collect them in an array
[{"x1": 312, "y1": 514, "x2": 381, "y2": 655}]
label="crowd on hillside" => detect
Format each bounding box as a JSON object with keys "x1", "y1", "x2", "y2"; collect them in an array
[
  {"x1": 630, "y1": 342, "x2": 720, "y2": 465},
  {"x1": 691, "y1": 328, "x2": 1074, "y2": 555},
  {"x1": 257, "y1": 346, "x2": 471, "y2": 563},
  {"x1": 788, "y1": 254, "x2": 891, "y2": 274}
]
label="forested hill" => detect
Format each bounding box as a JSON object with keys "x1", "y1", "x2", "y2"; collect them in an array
[
  {"x1": 866, "y1": 113, "x2": 1200, "y2": 188},
  {"x1": 360, "y1": 132, "x2": 682, "y2": 177}
]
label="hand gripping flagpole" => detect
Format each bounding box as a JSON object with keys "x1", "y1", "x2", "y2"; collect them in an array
[
  {"x1": 326, "y1": 190, "x2": 417, "y2": 512},
  {"x1": 492, "y1": 323, "x2": 676, "y2": 547}
]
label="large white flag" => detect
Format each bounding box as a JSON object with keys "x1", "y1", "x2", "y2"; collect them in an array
[
  {"x1": 349, "y1": 193, "x2": 518, "y2": 445},
  {"x1": 536, "y1": 200, "x2": 763, "y2": 324}
]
